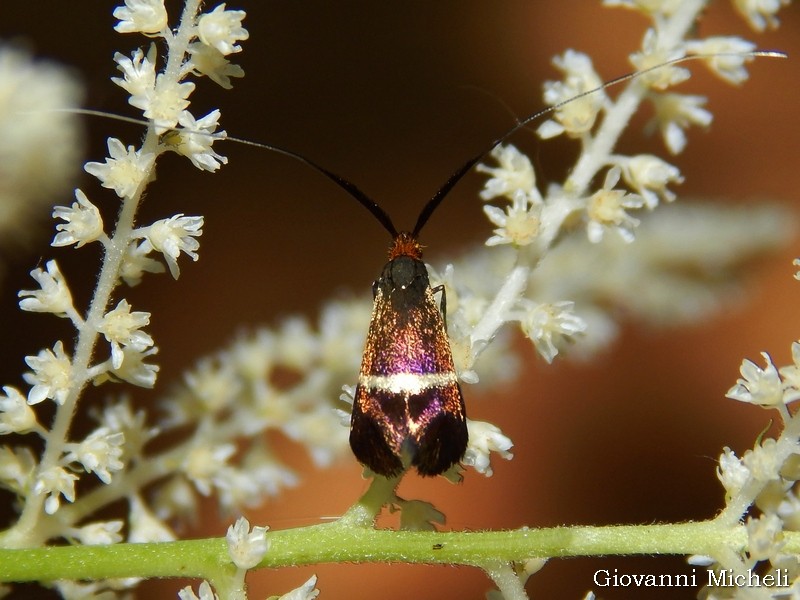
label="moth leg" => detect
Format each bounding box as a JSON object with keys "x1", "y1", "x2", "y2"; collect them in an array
[{"x1": 432, "y1": 284, "x2": 447, "y2": 330}]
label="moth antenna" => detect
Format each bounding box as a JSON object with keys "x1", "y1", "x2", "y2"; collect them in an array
[
  {"x1": 229, "y1": 136, "x2": 399, "y2": 238},
  {"x1": 411, "y1": 49, "x2": 787, "y2": 237},
  {"x1": 49, "y1": 107, "x2": 400, "y2": 239}
]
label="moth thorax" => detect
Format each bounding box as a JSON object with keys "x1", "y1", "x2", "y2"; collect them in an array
[{"x1": 389, "y1": 231, "x2": 424, "y2": 261}]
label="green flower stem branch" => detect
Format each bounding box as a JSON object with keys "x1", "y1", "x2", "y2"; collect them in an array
[{"x1": 1, "y1": 520, "x2": 797, "y2": 583}]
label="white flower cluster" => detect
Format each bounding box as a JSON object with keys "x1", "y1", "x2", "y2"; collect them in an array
[
  {"x1": 468, "y1": 0, "x2": 784, "y2": 372},
  {"x1": 694, "y1": 302, "x2": 800, "y2": 597},
  {"x1": 0, "y1": 2, "x2": 247, "y2": 590}
]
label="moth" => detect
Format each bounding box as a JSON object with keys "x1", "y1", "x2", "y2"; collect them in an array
[{"x1": 349, "y1": 220, "x2": 467, "y2": 478}]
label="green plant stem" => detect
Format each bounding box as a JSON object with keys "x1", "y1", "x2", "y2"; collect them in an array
[{"x1": 2, "y1": 520, "x2": 797, "y2": 583}]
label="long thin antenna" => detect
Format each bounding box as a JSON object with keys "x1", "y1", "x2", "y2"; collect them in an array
[
  {"x1": 64, "y1": 50, "x2": 785, "y2": 242},
  {"x1": 411, "y1": 50, "x2": 786, "y2": 237},
  {"x1": 56, "y1": 109, "x2": 399, "y2": 238},
  {"x1": 228, "y1": 136, "x2": 398, "y2": 238}
]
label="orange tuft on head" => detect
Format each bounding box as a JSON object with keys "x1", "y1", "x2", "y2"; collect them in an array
[{"x1": 388, "y1": 231, "x2": 424, "y2": 260}]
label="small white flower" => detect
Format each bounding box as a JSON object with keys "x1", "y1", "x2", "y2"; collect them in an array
[
  {"x1": 241, "y1": 451, "x2": 299, "y2": 499},
  {"x1": 23, "y1": 341, "x2": 72, "y2": 405},
  {"x1": 184, "y1": 358, "x2": 241, "y2": 413},
  {"x1": 51, "y1": 189, "x2": 105, "y2": 247},
  {"x1": 187, "y1": 42, "x2": 245, "y2": 89},
  {"x1": 278, "y1": 575, "x2": 320, "y2": 600},
  {"x1": 538, "y1": 50, "x2": 605, "y2": 138},
  {"x1": 282, "y1": 405, "x2": 348, "y2": 468},
  {"x1": 97, "y1": 399, "x2": 156, "y2": 464},
  {"x1": 113, "y1": 45, "x2": 194, "y2": 132},
  {"x1": 113, "y1": 0, "x2": 168, "y2": 34},
  {"x1": 63, "y1": 427, "x2": 125, "y2": 484},
  {"x1": 396, "y1": 499, "x2": 445, "y2": 531},
  {"x1": 629, "y1": 29, "x2": 689, "y2": 90},
  {"x1": 779, "y1": 341, "x2": 800, "y2": 404},
  {"x1": 0, "y1": 446, "x2": 36, "y2": 495},
  {"x1": 18, "y1": 260, "x2": 74, "y2": 317},
  {"x1": 215, "y1": 458, "x2": 298, "y2": 513},
  {"x1": 733, "y1": 0, "x2": 790, "y2": 31},
  {"x1": 649, "y1": 93, "x2": 712, "y2": 154},
  {"x1": 34, "y1": 465, "x2": 79, "y2": 514},
  {"x1": 476, "y1": 144, "x2": 538, "y2": 201},
  {"x1": 620, "y1": 154, "x2": 683, "y2": 209},
  {"x1": 742, "y1": 438, "x2": 781, "y2": 483},
  {"x1": 183, "y1": 443, "x2": 236, "y2": 496},
  {"x1": 141, "y1": 214, "x2": 204, "y2": 279},
  {"x1": 0, "y1": 386, "x2": 38, "y2": 435},
  {"x1": 226, "y1": 517, "x2": 269, "y2": 569},
  {"x1": 107, "y1": 345, "x2": 159, "y2": 388},
  {"x1": 685, "y1": 36, "x2": 757, "y2": 84},
  {"x1": 462, "y1": 420, "x2": 513, "y2": 477},
  {"x1": 120, "y1": 240, "x2": 166, "y2": 286},
  {"x1": 151, "y1": 476, "x2": 198, "y2": 522},
  {"x1": 483, "y1": 190, "x2": 541, "y2": 247},
  {"x1": 778, "y1": 491, "x2": 800, "y2": 530},
  {"x1": 69, "y1": 520, "x2": 124, "y2": 545},
  {"x1": 746, "y1": 513, "x2": 784, "y2": 561},
  {"x1": 519, "y1": 300, "x2": 587, "y2": 363},
  {"x1": 178, "y1": 581, "x2": 218, "y2": 600},
  {"x1": 164, "y1": 110, "x2": 228, "y2": 172},
  {"x1": 585, "y1": 167, "x2": 645, "y2": 243},
  {"x1": 717, "y1": 447, "x2": 750, "y2": 499},
  {"x1": 726, "y1": 352, "x2": 783, "y2": 407},
  {"x1": 84, "y1": 138, "x2": 155, "y2": 199},
  {"x1": 112, "y1": 46, "x2": 157, "y2": 106},
  {"x1": 128, "y1": 494, "x2": 176, "y2": 542},
  {"x1": 143, "y1": 74, "x2": 196, "y2": 133},
  {"x1": 97, "y1": 299, "x2": 154, "y2": 370},
  {"x1": 197, "y1": 4, "x2": 249, "y2": 55}
]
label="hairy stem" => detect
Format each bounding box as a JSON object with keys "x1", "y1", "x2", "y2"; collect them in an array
[{"x1": 2, "y1": 519, "x2": 795, "y2": 583}]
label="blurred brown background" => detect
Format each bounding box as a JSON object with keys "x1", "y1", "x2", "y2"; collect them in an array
[{"x1": 1, "y1": 1, "x2": 799, "y2": 599}]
